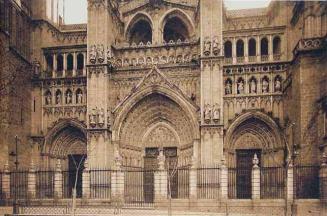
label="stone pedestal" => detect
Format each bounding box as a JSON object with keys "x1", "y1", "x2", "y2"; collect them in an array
[
  {"x1": 320, "y1": 154, "x2": 327, "y2": 203},
  {"x1": 82, "y1": 159, "x2": 90, "y2": 198},
  {"x1": 220, "y1": 160, "x2": 228, "y2": 199},
  {"x1": 287, "y1": 162, "x2": 294, "y2": 200},
  {"x1": 27, "y1": 161, "x2": 36, "y2": 198},
  {"x1": 155, "y1": 150, "x2": 167, "y2": 200},
  {"x1": 251, "y1": 154, "x2": 260, "y2": 199},
  {"x1": 2, "y1": 162, "x2": 10, "y2": 199},
  {"x1": 54, "y1": 159, "x2": 63, "y2": 198}
]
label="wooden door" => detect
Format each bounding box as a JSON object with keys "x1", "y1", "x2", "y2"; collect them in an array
[{"x1": 144, "y1": 148, "x2": 159, "y2": 203}]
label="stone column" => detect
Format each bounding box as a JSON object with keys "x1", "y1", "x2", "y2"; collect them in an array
[
  {"x1": 251, "y1": 154, "x2": 260, "y2": 199},
  {"x1": 244, "y1": 37, "x2": 249, "y2": 63},
  {"x1": 287, "y1": 161, "x2": 294, "y2": 200},
  {"x1": 2, "y1": 162, "x2": 11, "y2": 199},
  {"x1": 52, "y1": 53, "x2": 57, "y2": 78},
  {"x1": 232, "y1": 37, "x2": 236, "y2": 64},
  {"x1": 73, "y1": 52, "x2": 77, "y2": 77},
  {"x1": 83, "y1": 53, "x2": 87, "y2": 76},
  {"x1": 220, "y1": 157, "x2": 228, "y2": 199},
  {"x1": 320, "y1": 153, "x2": 327, "y2": 203},
  {"x1": 256, "y1": 36, "x2": 260, "y2": 62},
  {"x1": 27, "y1": 161, "x2": 36, "y2": 199},
  {"x1": 189, "y1": 156, "x2": 197, "y2": 199},
  {"x1": 54, "y1": 159, "x2": 63, "y2": 198},
  {"x1": 82, "y1": 159, "x2": 90, "y2": 198},
  {"x1": 155, "y1": 150, "x2": 167, "y2": 200},
  {"x1": 63, "y1": 53, "x2": 66, "y2": 77},
  {"x1": 268, "y1": 35, "x2": 273, "y2": 61}
]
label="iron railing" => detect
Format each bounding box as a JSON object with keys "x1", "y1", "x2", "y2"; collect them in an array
[
  {"x1": 294, "y1": 165, "x2": 320, "y2": 199},
  {"x1": 197, "y1": 167, "x2": 220, "y2": 199},
  {"x1": 260, "y1": 167, "x2": 285, "y2": 199},
  {"x1": 10, "y1": 171, "x2": 28, "y2": 200},
  {"x1": 90, "y1": 169, "x2": 111, "y2": 199},
  {"x1": 36, "y1": 171, "x2": 55, "y2": 199}
]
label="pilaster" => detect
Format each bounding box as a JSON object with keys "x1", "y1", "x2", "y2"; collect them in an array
[
  {"x1": 251, "y1": 154, "x2": 260, "y2": 199},
  {"x1": 2, "y1": 162, "x2": 10, "y2": 199},
  {"x1": 27, "y1": 161, "x2": 36, "y2": 199},
  {"x1": 287, "y1": 162, "x2": 294, "y2": 200},
  {"x1": 54, "y1": 159, "x2": 63, "y2": 198}
]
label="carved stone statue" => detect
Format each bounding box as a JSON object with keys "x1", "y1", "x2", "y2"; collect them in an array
[
  {"x1": 250, "y1": 79, "x2": 256, "y2": 93},
  {"x1": 98, "y1": 108, "x2": 105, "y2": 126},
  {"x1": 89, "y1": 45, "x2": 97, "y2": 64},
  {"x1": 157, "y1": 149, "x2": 165, "y2": 170},
  {"x1": 237, "y1": 80, "x2": 244, "y2": 94},
  {"x1": 77, "y1": 91, "x2": 83, "y2": 104},
  {"x1": 97, "y1": 44, "x2": 105, "y2": 63},
  {"x1": 203, "y1": 39, "x2": 211, "y2": 56},
  {"x1": 212, "y1": 104, "x2": 220, "y2": 122},
  {"x1": 66, "y1": 91, "x2": 72, "y2": 104},
  {"x1": 45, "y1": 93, "x2": 52, "y2": 105},
  {"x1": 225, "y1": 81, "x2": 232, "y2": 95},
  {"x1": 204, "y1": 104, "x2": 211, "y2": 122},
  {"x1": 275, "y1": 79, "x2": 281, "y2": 92},
  {"x1": 89, "y1": 108, "x2": 97, "y2": 126},
  {"x1": 56, "y1": 92, "x2": 62, "y2": 104},
  {"x1": 262, "y1": 79, "x2": 269, "y2": 93},
  {"x1": 212, "y1": 37, "x2": 220, "y2": 56}
]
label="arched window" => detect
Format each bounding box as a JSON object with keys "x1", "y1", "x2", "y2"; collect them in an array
[
  {"x1": 128, "y1": 19, "x2": 152, "y2": 45},
  {"x1": 248, "y1": 38, "x2": 256, "y2": 56},
  {"x1": 55, "y1": 90, "x2": 62, "y2": 105},
  {"x1": 57, "y1": 54, "x2": 63, "y2": 71},
  {"x1": 77, "y1": 53, "x2": 84, "y2": 70},
  {"x1": 67, "y1": 54, "x2": 73, "y2": 71},
  {"x1": 76, "y1": 89, "x2": 83, "y2": 104},
  {"x1": 45, "y1": 90, "x2": 52, "y2": 105},
  {"x1": 260, "y1": 38, "x2": 269, "y2": 56},
  {"x1": 224, "y1": 41, "x2": 232, "y2": 58},
  {"x1": 46, "y1": 55, "x2": 53, "y2": 71},
  {"x1": 65, "y1": 89, "x2": 72, "y2": 104},
  {"x1": 163, "y1": 16, "x2": 189, "y2": 42},
  {"x1": 273, "y1": 36, "x2": 281, "y2": 55},
  {"x1": 236, "y1": 39, "x2": 244, "y2": 57}
]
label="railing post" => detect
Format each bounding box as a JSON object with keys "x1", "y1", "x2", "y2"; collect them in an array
[
  {"x1": 2, "y1": 161, "x2": 11, "y2": 199},
  {"x1": 54, "y1": 159, "x2": 63, "y2": 198},
  {"x1": 189, "y1": 156, "x2": 197, "y2": 199},
  {"x1": 111, "y1": 150, "x2": 124, "y2": 204},
  {"x1": 27, "y1": 161, "x2": 36, "y2": 199},
  {"x1": 82, "y1": 159, "x2": 90, "y2": 199},
  {"x1": 155, "y1": 150, "x2": 167, "y2": 200},
  {"x1": 320, "y1": 153, "x2": 327, "y2": 203},
  {"x1": 287, "y1": 161, "x2": 294, "y2": 200},
  {"x1": 251, "y1": 154, "x2": 260, "y2": 199},
  {"x1": 220, "y1": 157, "x2": 228, "y2": 199}
]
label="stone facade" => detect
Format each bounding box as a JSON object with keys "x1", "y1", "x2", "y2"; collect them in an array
[{"x1": 0, "y1": 0, "x2": 326, "y2": 179}]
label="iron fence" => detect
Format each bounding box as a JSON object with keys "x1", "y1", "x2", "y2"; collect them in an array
[
  {"x1": 36, "y1": 171, "x2": 55, "y2": 199},
  {"x1": 175, "y1": 168, "x2": 189, "y2": 199},
  {"x1": 228, "y1": 168, "x2": 252, "y2": 199},
  {"x1": 62, "y1": 170, "x2": 82, "y2": 199},
  {"x1": 197, "y1": 167, "x2": 220, "y2": 199},
  {"x1": 10, "y1": 170, "x2": 28, "y2": 200},
  {"x1": 90, "y1": 169, "x2": 111, "y2": 199},
  {"x1": 294, "y1": 165, "x2": 320, "y2": 199},
  {"x1": 260, "y1": 167, "x2": 285, "y2": 199}
]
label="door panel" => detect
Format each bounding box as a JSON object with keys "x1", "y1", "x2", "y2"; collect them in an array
[{"x1": 68, "y1": 154, "x2": 86, "y2": 198}]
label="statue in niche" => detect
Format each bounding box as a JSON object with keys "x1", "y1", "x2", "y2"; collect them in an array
[
  {"x1": 66, "y1": 91, "x2": 72, "y2": 104},
  {"x1": 250, "y1": 79, "x2": 256, "y2": 93},
  {"x1": 212, "y1": 37, "x2": 220, "y2": 56},
  {"x1": 56, "y1": 92, "x2": 62, "y2": 104},
  {"x1": 225, "y1": 80, "x2": 232, "y2": 95},
  {"x1": 89, "y1": 45, "x2": 97, "y2": 64},
  {"x1": 77, "y1": 91, "x2": 83, "y2": 104},
  {"x1": 97, "y1": 44, "x2": 105, "y2": 63},
  {"x1": 204, "y1": 104, "x2": 212, "y2": 122},
  {"x1": 262, "y1": 79, "x2": 269, "y2": 93},
  {"x1": 212, "y1": 104, "x2": 220, "y2": 122},
  {"x1": 89, "y1": 107, "x2": 97, "y2": 126},
  {"x1": 237, "y1": 80, "x2": 244, "y2": 94},
  {"x1": 275, "y1": 78, "x2": 281, "y2": 92},
  {"x1": 98, "y1": 108, "x2": 105, "y2": 126},
  {"x1": 33, "y1": 60, "x2": 40, "y2": 77},
  {"x1": 203, "y1": 39, "x2": 211, "y2": 56},
  {"x1": 45, "y1": 92, "x2": 52, "y2": 105}
]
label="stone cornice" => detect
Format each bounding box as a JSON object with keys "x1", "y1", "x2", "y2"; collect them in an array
[{"x1": 292, "y1": 36, "x2": 327, "y2": 58}]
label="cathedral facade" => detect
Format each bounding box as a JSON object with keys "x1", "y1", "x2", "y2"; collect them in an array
[{"x1": 0, "y1": 0, "x2": 327, "y2": 213}]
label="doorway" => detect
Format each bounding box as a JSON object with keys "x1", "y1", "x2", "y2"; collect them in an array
[{"x1": 236, "y1": 149, "x2": 261, "y2": 199}]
